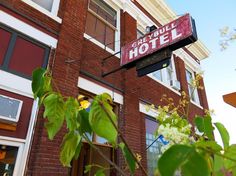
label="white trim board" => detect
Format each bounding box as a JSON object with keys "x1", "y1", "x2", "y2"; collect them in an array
[
  {"x1": 139, "y1": 102, "x2": 158, "y2": 118},
  {"x1": 0, "y1": 70, "x2": 33, "y2": 98},
  {"x1": 78, "y1": 77, "x2": 123, "y2": 105},
  {"x1": 0, "y1": 10, "x2": 58, "y2": 48},
  {"x1": 21, "y1": 0, "x2": 62, "y2": 23}
]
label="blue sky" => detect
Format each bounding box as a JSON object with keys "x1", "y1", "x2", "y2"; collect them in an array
[{"x1": 164, "y1": 0, "x2": 236, "y2": 144}]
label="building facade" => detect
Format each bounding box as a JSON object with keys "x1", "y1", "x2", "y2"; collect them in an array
[{"x1": 0, "y1": 0, "x2": 209, "y2": 175}]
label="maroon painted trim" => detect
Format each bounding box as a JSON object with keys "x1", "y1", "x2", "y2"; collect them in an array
[{"x1": 0, "y1": 89, "x2": 33, "y2": 139}]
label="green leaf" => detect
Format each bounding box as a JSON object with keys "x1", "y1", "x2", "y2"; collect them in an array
[
  {"x1": 32, "y1": 68, "x2": 52, "y2": 104},
  {"x1": 84, "y1": 165, "x2": 92, "y2": 173},
  {"x1": 195, "y1": 141, "x2": 222, "y2": 152},
  {"x1": 43, "y1": 93, "x2": 65, "y2": 139},
  {"x1": 181, "y1": 149, "x2": 210, "y2": 176},
  {"x1": 89, "y1": 93, "x2": 117, "y2": 145},
  {"x1": 214, "y1": 122, "x2": 230, "y2": 149},
  {"x1": 73, "y1": 138, "x2": 82, "y2": 160},
  {"x1": 32, "y1": 68, "x2": 45, "y2": 98},
  {"x1": 78, "y1": 109, "x2": 92, "y2": 134},
  {"x1": 95, "y1": 169, "x2": 105, "y2": 176},
  {"x1": 195, "y1": 115, "x2": 214, "y2": 140},
  {"x1": 232, "y1": 166, "x2": 236, "y2": 176},
  {"x1": 213, "y1": 154, "x2": 224, "y2": 175},
  {"x1": 158, "y1": 145, "x2": 193, "y2": 176},
  {"x1": 65, "y1": 97, "x2": 80, "y2": 131},
  {"x1": 158, "y1": 145, "x2": 210, "y2": 176},
  {"x1": 119, "y1": 142, "x2": 136, "y2": 175},
  {"x1": 224, "y1": 144, "x2": 236, "y2": 170},
  {"x1": 60, "y1": 131, "x2": 81, "y2": 167}
]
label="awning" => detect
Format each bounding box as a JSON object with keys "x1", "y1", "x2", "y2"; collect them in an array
[{"x1": 223, "y1": 92, "x2": 236, "y2": 108}]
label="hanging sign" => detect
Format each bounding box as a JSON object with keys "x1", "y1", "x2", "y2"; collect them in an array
[{"x1": 120, "y1": 13, "x2": 197, "y2": 68}]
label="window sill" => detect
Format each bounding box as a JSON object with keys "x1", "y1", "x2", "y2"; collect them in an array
[
  {"x1": 190, "y1": 100, "x2": 203, "y2": 109},
  {"x1": 83, "y1": 33, "x2": 120, "y2": 58},
  {"x1": 21, "y1": 0, "x2": 62, "y2": 23},
  {"x1": 0, "y1": 70, "x2": 33, "y2": 98},
  {"x1": 147, "y1": 74, "x2": 181, "y2": 96}
]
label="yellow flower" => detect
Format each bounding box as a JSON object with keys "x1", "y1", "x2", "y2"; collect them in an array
[
  {"x1": 135, "y1": 153, "x2": 142, "y2": 169},
  {"x1": 80, "y1": 100, "x2": 90, "y2": 109}
]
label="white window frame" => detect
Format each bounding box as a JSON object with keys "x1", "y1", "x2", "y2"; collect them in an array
[
  {"x1": 21, "y1": 0, "x2": 62, "y2": 23},
  {"x1": 0, "y1": 94, "x2": 23, "y2": 123},
  {"x1": 0, "y1": 138, "x2": 24, "y2": 176},
  {"x1": 185, "y1": 66, "x2": 201, "y2": 106},
  {"x1": 84, "y1": 0, "x2": 120, "y2": 55}
]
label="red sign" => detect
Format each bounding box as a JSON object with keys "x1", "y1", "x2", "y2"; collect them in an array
[{"x1": 121, "y1": 14, "x2": 197, "y2": 67}]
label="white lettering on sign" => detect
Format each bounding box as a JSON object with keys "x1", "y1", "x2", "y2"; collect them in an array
[{"x1": 129, "y1": 27, "x2": 182, "y2": 60}]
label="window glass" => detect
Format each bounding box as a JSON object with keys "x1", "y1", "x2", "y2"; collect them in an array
[
  {"x1": 137, "y1": 29, "x2": 144, "y2": 39},
  {"x1": 150, "y1": 58, "x2": 175, "y2": 86},
  {"x1": 0, "y1": 28, "x2": 11, "y2": 66},
  {"x1": 152, "y1": 70, "x2": 163, "y2": 82},
  {"x1": 166, "y1": 63, "x2": 173, "y2": 84},
  {"x1": 9, "y1": 37, "x2": 46, "y2": 76},
  {"x1": 85, "y1": 0, "x2": 117, "y2": 50},
  {"x1": 185, "y1": 69, "x2": 200, "y2": 104},
  {"x1": 32, "y1": 0, "x2": 54, "y2": 11},
  {"x1": 0, "y1": 145, "x2": 18, "y2": 176},
  {"x1": 0, "y1": 25, "x2": 50, "y2": 79},
  {"x1": 145, "y1": 118, "x2": 161, "y2": 176},
  {"x1": 89, "y1": 0, "x2": 117, "y2": 27}
]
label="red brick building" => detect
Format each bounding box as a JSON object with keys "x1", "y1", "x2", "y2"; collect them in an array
[{"x1": 0, "y1": 0, "x2": 209, "y2": 175}]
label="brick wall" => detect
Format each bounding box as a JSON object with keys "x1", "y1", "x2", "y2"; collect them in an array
[
  {"x1": 24, "y1": 0, "x2": 88, "y2": 175},
  {"x1": 0, "y1": 0, "x2": 209, "y2": 175}
]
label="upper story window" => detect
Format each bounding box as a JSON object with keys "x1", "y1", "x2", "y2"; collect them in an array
[
  {"x1": 137, "y1": 29, "x2": 144, "y2": 39},
  {"x1": 149, "y1": 56, "x2": 177, "y2": 87},
  {"x1": 85, "y1": 0, "x2": 120, "y2": 52},
  {"x1": 21, "y1": 0, "x2": 61, "y2": 22},
  {"x1": 32, "y1": 0, "x2": 54, "y2": 11},
  {"x1": 0, "y1": 24, "x2": 50, "y2": 79},
  {"x1": 186, "y1": 68, "x2": 200, "y2": 104}
]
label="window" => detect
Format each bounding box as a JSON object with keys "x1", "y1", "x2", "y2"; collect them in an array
[
  {"x1": 0, "y1": 24, "x2": 50, "y2": 79},
  {"x1": 0, "y1": 140, "x2": 24, "y2": 176},
  {"x1": 71, "y1": 93, "x2": 118, "y2": 176},
  {"x1": 32, "y1": 0, "x2": 54, "y2": 11},
  {"x1": 149, "y1": 56, "x2": 176, "y2": 86},
  {"x1": 186, "y1": 68, "x2": 200, "y2": 104},
  {"x1": 85, "y1": 0, "x2": 119, "y2": 51},
  {"x1": 137, "y1": 29, "x2": 144, "y2": 39},
  {"x1": 22, "y1": 0, "x2": 60, "y2": 16},
  {"x1": 146, "y1": 118, "x2": 161, "y2": 176},
  {"x1": 0, "y1": 145, "x2": 18, "y2": 176}
]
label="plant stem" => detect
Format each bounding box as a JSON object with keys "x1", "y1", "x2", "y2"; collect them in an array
[
  {"x1": 99, "y1": 101, "x2": 148, "y2": 176},
  {"x1": 199, "y1": 147, "x2": 236, "y2": 163},
  {"x1": 83, "y1": 134, "x2": 126, "y2": 176}
]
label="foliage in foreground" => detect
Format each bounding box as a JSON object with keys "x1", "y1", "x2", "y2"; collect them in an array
[
  {"x1": 32, "y1": 68, "x2": 236, "y2": 176},
  {"x1": 153, "y1": 93, "x2": 236, "y2": 176}
]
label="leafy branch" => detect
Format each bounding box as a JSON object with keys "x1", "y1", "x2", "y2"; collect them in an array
[{"x1": 31, "y1": 68, "x2": 146, "y2": 175}]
